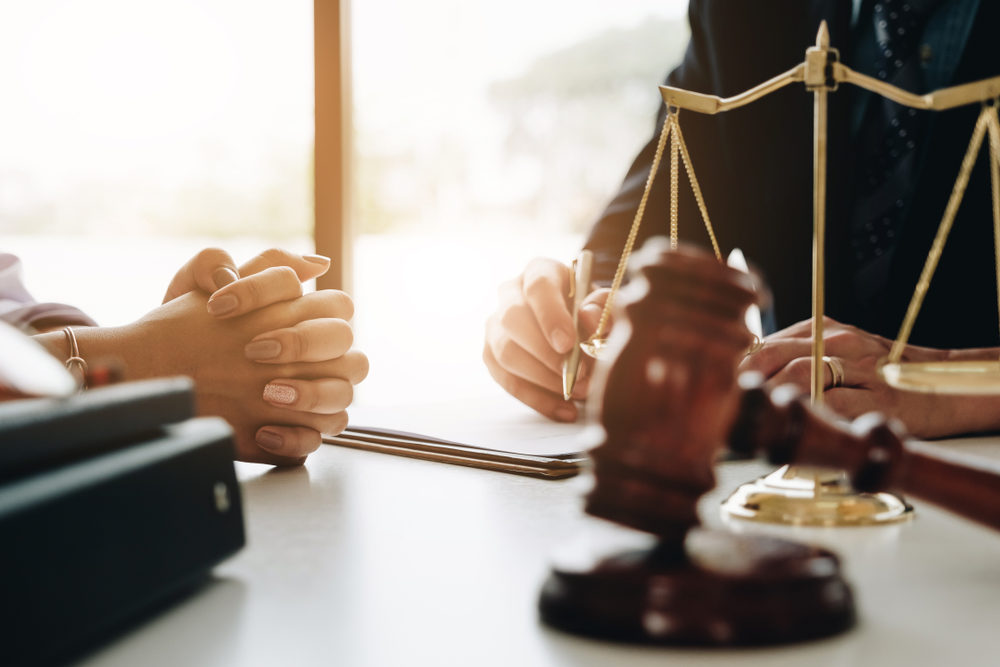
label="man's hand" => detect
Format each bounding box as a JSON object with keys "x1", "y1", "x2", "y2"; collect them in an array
[
  {"x1": 483, "y1": 257, "x2": 608, "y2": 422},
  {"x1": 738, "y1": 316, "x2": 1000, "y2": 438}
]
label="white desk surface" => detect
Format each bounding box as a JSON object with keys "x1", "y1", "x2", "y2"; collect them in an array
[{"x1": 82, "y1": 434, "x2": 1000, "y2": 667}]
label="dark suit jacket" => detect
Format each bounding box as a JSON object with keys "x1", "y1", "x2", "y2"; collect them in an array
[{"x1": 585, "y1": 0, "x2": 997, "y2": 348}]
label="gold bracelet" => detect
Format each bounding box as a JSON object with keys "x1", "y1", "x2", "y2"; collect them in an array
[{"x1": 63, "y1": 326, "x2": 88, "y2": 389}]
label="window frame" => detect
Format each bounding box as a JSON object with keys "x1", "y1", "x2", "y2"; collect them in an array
[{"x1": 313, "y1": 0, "x2": 352, "y2": 292}]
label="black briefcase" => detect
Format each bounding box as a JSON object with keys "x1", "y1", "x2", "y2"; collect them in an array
[{"x1": 0, "y1": 378, "x2": 245, "y2": 665}]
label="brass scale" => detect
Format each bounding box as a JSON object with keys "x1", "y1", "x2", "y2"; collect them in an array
[{"x1": 578, "y1": 23, "x2": 1000, "y2": 526}]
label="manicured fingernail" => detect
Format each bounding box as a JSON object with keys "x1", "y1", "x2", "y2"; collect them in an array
[
  {"x1": 555, "y1": 405, "x2": 577, "y2": 421},
  {"x1": 263, "y1": 382, "x2": 298, "y2": 405},
  {"x1": 551, "y1": 329, "x2": 573, "y2": 354},
  {"x1": 207, "y1": 294, "x2": 239, "y2": 316},
  {"x1": 304, "y1": 254, "x2": 331, "y2": 265},
  {"x1": 212, "y1": 267, "x2": 239, "y2": 290},
  {"x1": 256, "y1": 428, "x2": 284, "y2": 452},
  {"x1": 581, "y1": 303, "x2": 602, "y2": 317},
  {"x1": 245, "y1": 339, "x2": 282, "y2": 360}
]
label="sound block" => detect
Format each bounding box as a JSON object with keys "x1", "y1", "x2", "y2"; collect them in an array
[{"x1": 539, "y1": 528, "x2": 854, "y2": 646}]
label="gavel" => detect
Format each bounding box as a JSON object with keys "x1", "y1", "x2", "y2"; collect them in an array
[{"x1": 540, "y1": 238, "x2": 1000, "y2": 646}]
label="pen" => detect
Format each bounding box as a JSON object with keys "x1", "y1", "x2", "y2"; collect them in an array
[{"x1": 562, "y1": 250, "x2": 593, "y2": 401}]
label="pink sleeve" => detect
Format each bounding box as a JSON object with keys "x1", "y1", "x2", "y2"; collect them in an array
[{"x1": 0, "y1": 254, "x2": 97, "y2": 331}]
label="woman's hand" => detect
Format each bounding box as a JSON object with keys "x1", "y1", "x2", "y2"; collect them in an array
[
  {"x1": 739, "y1": 316, "x2": 1000, "y2": 438},
  {"x1": 157, "y1": 247, "x2": 367, "y2": 463},
  {"x1": 161, "y1": 247, "x2": 332, "y2": 305},
  {"x1": 29, "y1": 247, "x2": 367, "y2": 464},
  {"x1": 74, "y1": 287, "x2": 367, "y2": 465}
]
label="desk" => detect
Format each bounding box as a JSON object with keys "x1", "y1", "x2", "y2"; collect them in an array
[{"x1": 81, "y1": 437, "x2": 1000, "y2": 667}]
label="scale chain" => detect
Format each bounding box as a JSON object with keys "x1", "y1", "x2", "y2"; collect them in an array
[
  {"x1": 987, "y1": 107, "x2": 1000, "y2": 354},
  {"x1": 889, "y1": 105, "x2": 998, "y2": 362},
  {"x1": 674, "y1": 118, "x2": 723, "y2": 261},
  {"x1": 587, "y1": 111, "x2": 724, "y2": 346},
  {"x1": 669, "y1": 115, "x2": 680, "y2": 250}
]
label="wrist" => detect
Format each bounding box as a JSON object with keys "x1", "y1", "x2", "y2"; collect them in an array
[
  {"x1": 32, "y1": 326, "x2": 97, "y2": 388},
  {"x1": 32, "y1": 330, "x2": 72, "y2": 361},
  {"x1": 35, "y1": 325, "x2": 144, "y2": 382},
  {"x1": 73, "y1": 324, "x2": 150, "y2": 380}
]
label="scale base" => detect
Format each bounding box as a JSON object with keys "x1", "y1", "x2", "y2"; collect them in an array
[
  {"x1": 539, "y1": 529, "x2": 855, "y2": 646},
  {"x1": 721, "y1": 466, "x2": 913, "y2": 526}
]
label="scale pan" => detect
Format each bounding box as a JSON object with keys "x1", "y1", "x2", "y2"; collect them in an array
[{"x1": 880, "y1": 360, "x2": 1000, "y2": 395}]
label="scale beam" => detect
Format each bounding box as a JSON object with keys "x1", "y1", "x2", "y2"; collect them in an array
[
  {"x1": 836, "y1": 65, "x2": 1000, "y2": 112},
  {"x1": 659, "y1": 43, "x2": 1000, "y2": 116},
  {"x1": 659, "y1": 64, "x2": 805, "y2": 115},
  {"x1": 650, "y1": 20, "x2": 1000, "y2": 401}
]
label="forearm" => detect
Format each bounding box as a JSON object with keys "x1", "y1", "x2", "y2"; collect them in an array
[
  {"x1": 925, "y1": 347, "x2": 1000, "y2": 436},
  {"x1": 943, "y1": 347, "x2": 1000, "y2": 362},
  {"x1": 922, "y1": 393, "x2": 1000, "y2": 438}
]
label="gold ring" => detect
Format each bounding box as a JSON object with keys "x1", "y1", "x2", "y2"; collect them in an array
[
  {"x1": 822, "y1": 355, "x2": 845, "y2": 388},
  {"x1": 744, "y1": 334, "x2": 764, "y2": 357}
]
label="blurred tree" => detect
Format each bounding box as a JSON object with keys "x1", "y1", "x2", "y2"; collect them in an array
[{"x1": 352, "y1": 15, "x2": 689, "y2": 236}]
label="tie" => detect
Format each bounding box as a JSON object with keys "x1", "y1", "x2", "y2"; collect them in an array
[{"x1": 849, "y1": 0, "x2": 941, "y2": 305}]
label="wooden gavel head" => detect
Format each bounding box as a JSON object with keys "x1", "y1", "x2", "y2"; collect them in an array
[{"x1": 585, "y1": 239, "x2": 757, "y2": 541}]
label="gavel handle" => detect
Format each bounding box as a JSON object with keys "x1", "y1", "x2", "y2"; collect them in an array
[
  {"x1": 900, "y1": 442, "x2": 1000, "y2": 532},
  {"x1": 729, "y1": 383, "x2": 1000, "y2": 534}
]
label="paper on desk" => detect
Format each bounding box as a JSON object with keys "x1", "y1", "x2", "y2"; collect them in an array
[{"x1": 341, "y1": 396, "x2": 600, "y2": 458}]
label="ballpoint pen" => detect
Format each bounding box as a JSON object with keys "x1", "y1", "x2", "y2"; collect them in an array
[{"x1": 562, "y1": 250, "x2": 593, "y2": 401}]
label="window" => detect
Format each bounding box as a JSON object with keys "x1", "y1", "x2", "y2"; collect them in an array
[
  {"x1": 0, "y1": 0, "x2": 313, "y2": 325},
  {"x1": 349, "y1": 0, "x2": 690, "y2": 404}
]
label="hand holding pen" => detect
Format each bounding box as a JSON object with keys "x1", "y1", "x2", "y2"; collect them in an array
[{"x1": 484, "y1": 254, "x2": 610, "y2": 422}]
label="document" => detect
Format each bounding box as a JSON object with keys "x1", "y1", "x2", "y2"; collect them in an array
[{"x1": 325, "y1": 395, "x2": 599, "y2": 478}]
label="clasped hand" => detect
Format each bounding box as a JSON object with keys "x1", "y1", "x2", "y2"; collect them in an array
[{"x1": 71, "y1": 248, "x2": 368, "y2": 465}]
